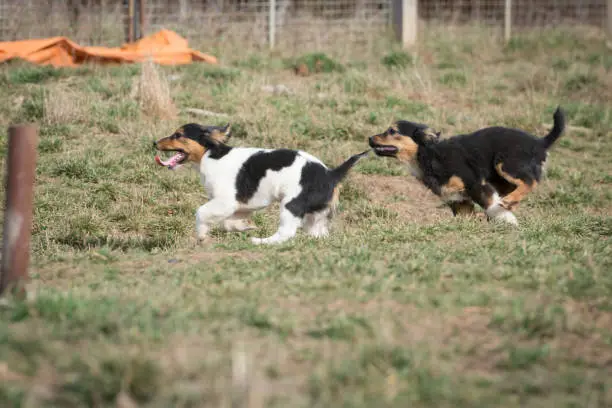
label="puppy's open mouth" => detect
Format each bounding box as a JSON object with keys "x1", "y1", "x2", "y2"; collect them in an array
[
  {"x1": 155, "y1": 150, "x2": 187, "y2": 170},
  {"x1": 371, "y1": 145, "x2": 398, "y2": 157}
]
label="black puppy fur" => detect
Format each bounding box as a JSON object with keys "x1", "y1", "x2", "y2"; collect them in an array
[{"x1": 368, "y1": 107, "x2": 566, "y2": 224}]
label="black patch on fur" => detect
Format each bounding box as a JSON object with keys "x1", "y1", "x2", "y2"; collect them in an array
[
  {"x1": 285, "y1": 162, "x2": 334, "y2": 218},
  {"x1": 396, "y1": 120, "x2": 440, "y2": 144},
  {"x1": 396, "y1": 120, "x2": 430, "y2": 136},
  {"x1": 208, "y1": 145, "x2": 232, "y2": 159},
  {"x1": 286, "y1": 151, "x2": 369, "y2": 218},
  {"x1": 236, "y1": 149, "x2": 298, "y2": 203}
]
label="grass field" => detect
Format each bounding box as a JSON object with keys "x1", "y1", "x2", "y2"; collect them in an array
[{"x1": 1, "y1": 25, "x2": 611, "y2": 407}]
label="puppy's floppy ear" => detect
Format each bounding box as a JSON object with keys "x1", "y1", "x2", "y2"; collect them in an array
[
  {"x1": 222, "y1": 123, "x2": 232, "y2": 139},
  {"x1": 412, "y1": 127, "x2": 439, "y2": 145},
  {"x1": 420, "y1": 127, "x2": 441, "y2": 143},
  {"x1": 208, "y1": 123, "x2": 232, "y2": 144}
]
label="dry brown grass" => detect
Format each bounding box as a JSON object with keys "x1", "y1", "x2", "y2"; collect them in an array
[
  {"x1": 43, "y1": 85, "x2": 88, "y2": 125},
  {"x1": 132, "y1": 59, "x2": 177, "y2": 120}
]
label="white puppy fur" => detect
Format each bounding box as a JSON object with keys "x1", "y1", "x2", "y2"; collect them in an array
[{"x1": 485, "y1": 192, "x2": 518, "y2": 226}]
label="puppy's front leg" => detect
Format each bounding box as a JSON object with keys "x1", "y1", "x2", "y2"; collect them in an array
[{"x1": 195, "y1": 199, "x2": 237, "y2": 241}]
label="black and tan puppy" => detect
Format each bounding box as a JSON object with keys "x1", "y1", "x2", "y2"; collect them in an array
[{"x1": 368, "y1": 107, "x2": 566, "y2": 225}]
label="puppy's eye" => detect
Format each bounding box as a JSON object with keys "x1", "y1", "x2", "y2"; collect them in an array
[{"x1": 388, "y1": 128, "x2": 396, "y2": 135}]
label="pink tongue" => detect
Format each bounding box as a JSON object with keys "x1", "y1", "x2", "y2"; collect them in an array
[{"x1": 155, "y1": 153, "x2": 185, "y2": 169}]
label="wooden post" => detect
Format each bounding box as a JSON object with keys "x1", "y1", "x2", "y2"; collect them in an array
[
  {"x1": 392, "y1": 0, "x2": 418, "y2": 47},
  {"x1": 269, "y1": 0, "x2": 276, "y2": 49},
  {"x1": 127, "y1": 0, "x2": 135, "y2": 43},
  {"x1": 138, "y1": 0, "x2": 146, "y2": 39},
  {"x1": 472, "y1": 0, "x2": 481, "y2": 21},
  {"x1": 607, "y1": 0, "x2": 612, "y2": 40},
  {"x1": 504, "y1": 0, "x2": 512, "y2": 42},
  {"x1": 0, "y1": 125, "x2": 38, "y2": 298}
]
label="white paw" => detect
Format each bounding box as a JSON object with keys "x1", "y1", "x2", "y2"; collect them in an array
[
  {"x1": 492, "y1": 210, "x2": 518, "y2": 226},
  {"x1": 250, "y1": 236, "x2": 289, "y2": 245},
  {"x1": 308, "y1": 228, "x2": 329, "y2": 238},
  {"x1": 485, "y1": 202, "x2": 505, "y2": 218}
]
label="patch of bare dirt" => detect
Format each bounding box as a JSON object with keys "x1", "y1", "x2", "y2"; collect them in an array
[{"x1": 350, "y1": 173, "x2": 453, "y2": 223}]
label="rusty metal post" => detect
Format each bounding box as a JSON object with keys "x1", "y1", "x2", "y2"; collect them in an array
[
  {"x1": 0, "y1": 125, "x2": 38, "y2": 298},
  {"x1": 139, "y1": 0, "x2": 146, "y2": 39}
]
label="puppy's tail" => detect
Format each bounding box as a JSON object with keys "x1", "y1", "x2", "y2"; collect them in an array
[
  {"x1": 541, "y1": 106, "x2": 566, "y2": 150},
  {"x1": 328, "y1": 150, "x2": 370, "y2": 185}
]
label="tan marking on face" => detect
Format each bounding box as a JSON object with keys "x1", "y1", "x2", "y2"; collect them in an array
[
  {"x1": 155, "y1": 136, "x2": 206, "y2": 164},
  {"x1": 495, "y1": 162, "x2": 537, "y2": 210},
  {"x1": 370, "y1": 132, "x2": 419, "y2": 163},
  {"x1": 440, "y1": 175, "x2": 467, "y2": 202}
]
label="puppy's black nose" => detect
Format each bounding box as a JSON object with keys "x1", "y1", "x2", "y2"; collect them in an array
[{"x1": 153, "y1": 141, "x2": 157, "y2": 148}]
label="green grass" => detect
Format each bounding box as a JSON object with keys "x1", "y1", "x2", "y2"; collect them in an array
[
  {"x1": 0, "y1": 25, "x2": 611, "y2": 407},
  {"x1": 381, "y1": 51, "x2": 414, "y2": 69}
]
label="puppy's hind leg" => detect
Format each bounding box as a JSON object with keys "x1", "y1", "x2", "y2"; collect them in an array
[
  {"x1": 222, "y1": 211, "x2": 256, "y2": 232},
  {"x1": 251, "y1": 206, "x2": 302, "y2": 245},
  {"x1": 495, "y1": 162, "x2": 537, "y2": 211},
  {"x1": 304, "y1": 208, "x2": 331, "y2": 238}
]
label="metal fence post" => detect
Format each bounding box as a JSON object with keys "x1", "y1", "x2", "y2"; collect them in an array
[
  {"x1": 392, "y1": 0, "x2": 418, "y2": 47},
  {"x1": 269, "y1": 0, "x2": 276, "y2": 49},
  {"x1": 504, "y1": 0, "x2": 512, "y2": 42},
  {"x1": 0, "y1": 125, "x2": 38, "y2": 298}
]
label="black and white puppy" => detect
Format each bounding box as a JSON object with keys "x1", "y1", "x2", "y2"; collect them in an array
[
  {"x1": 368, "y1": 108, "x2": 566, "y2": 225},
  {"x1": 154, "y1": 123, "x2": 369, "y2": 244}
]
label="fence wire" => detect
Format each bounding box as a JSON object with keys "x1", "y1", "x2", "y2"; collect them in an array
[
  {"x1": 421, "y1": 0, "x2": 606, "y2": 27},
  {"x1": 0, "y1": 1, "x2": 608, "y2": 50}
]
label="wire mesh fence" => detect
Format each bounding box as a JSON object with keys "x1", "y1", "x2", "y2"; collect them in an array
[
  {"x1": 0, "y1": 1, "x2": 129, "y2": 46},
  {"x1": 143, "y1": 0, "x2": 392, "y2": 52},
  {"x1": 421, "y1": 0, "x2": 607, "y2": 28},
  {"x1": 0, "y1": 1, "x2": 608, "y2": 51}
]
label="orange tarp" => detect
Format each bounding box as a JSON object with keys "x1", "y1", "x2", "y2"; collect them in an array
[{"x1": 0, "y1": 29, "x2": 218, "y2": 67}]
